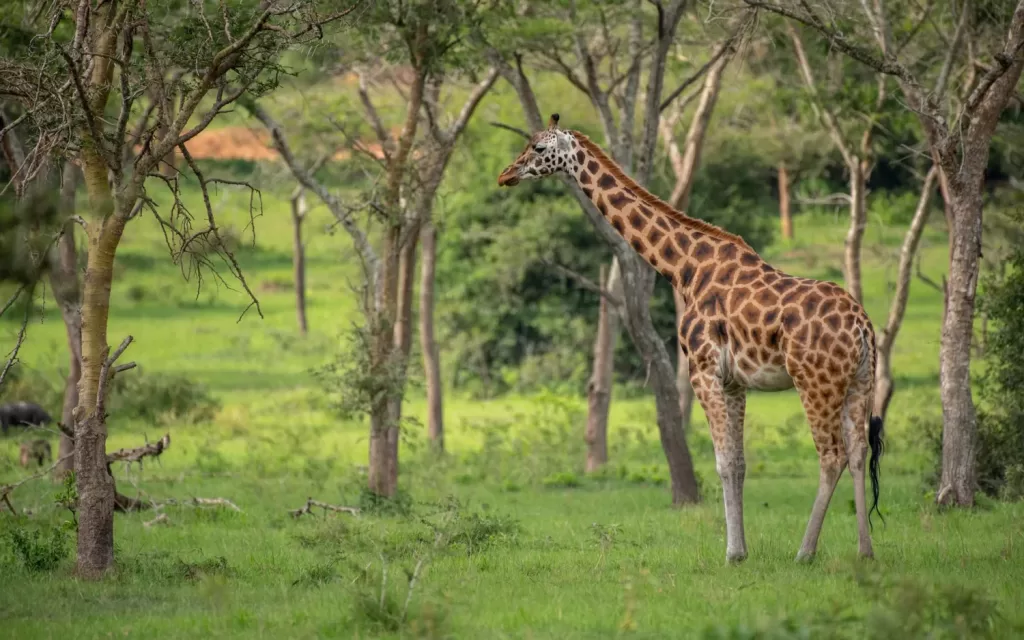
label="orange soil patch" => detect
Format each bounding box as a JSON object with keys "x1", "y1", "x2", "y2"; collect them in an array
[{"x1": 175, "y1": 126, "x2": 387, "y2": 162}]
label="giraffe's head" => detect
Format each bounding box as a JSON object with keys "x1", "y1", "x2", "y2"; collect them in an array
[{"x1": 497, "y1": 114, "x2": 577, "y2": 187}]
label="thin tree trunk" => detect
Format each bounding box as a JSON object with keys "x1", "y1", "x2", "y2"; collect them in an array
[
  {"x1": 51, "y1": 163, "x2": 82, "y2": 477},
  {"x1": 75, "y1": 151, "x2": 127, "y2": 577},
  {"x1": 778, "y1": 162, "x2": 793, "y2": 241},
  {"x1": 844, "y1": 162, "x2": 868, "y2": 302},
  {"x1": 291, "y1": 190, "x2": 309, "y2": 336},
  {"x1": 419, "y1": 222, "x2": 444, "y2": 452},
  {"x1": 937, "y1": 178, "x2": 983, "y2": 507},
  {"x1": 874, "y1": 167, "x2": 937, "y2": 421},
  {"x1": 586, "y1": 261, "x2": 621, "y2": 472}
]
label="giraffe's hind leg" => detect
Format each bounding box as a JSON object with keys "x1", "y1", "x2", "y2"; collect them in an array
[
  {"x1": 794, "y1": 381, "x2": 849, "y2": 562},
  {"x1": 842, "y1": 377, "x2": 874, "y2": 558}
]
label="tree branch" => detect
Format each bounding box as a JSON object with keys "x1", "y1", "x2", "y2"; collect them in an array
[
  {"x1": 289, "y1": 497, "x2": 360, "y2": 518},
  {"x1": 541, "y1": 259, "x2": 624, "y2": 310},
  {"x1": 107, "y1": 433, "x2": 170, "y2": 466}
]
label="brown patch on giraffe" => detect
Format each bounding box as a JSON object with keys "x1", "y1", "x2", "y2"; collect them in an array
[
  {"x1": 833, "y1": 345, "x2": 848, "y2": 360},
  {"x1": 638, "y1": 204, "x2": 654, "y2": 218},
  {"x1": 575, "y1": 150, "x2": 585, "y2": 164},
  {"x1": 587, "y1": 160, "x2": 599, "y2": 174},
  {"x1": 717, "y1": 243, "x2": 738, "y2": 261},
  {"x1": 679, "y1": 313, "x2": 696, "y2": 340},
  {"x1": 630, "y1": 237, "x2": 645, "y2": 253},
  {"x1": 736, "y1": 269, "x2": 759, "y2": 286},
  {"x1": 762, "y1": 272, "x2": 780, "y2": 286},
  {"x1": 611, "y1": 216, "x2": 626, "y2": 234},
  {"x1": 693, "y1": 241, "x2": 715, "y2": 262},
  {"x1": 838, "y1": 333, "x2": 853, "y2": 348},
  {"x1": 674, "y1": 232, "x2": 691, "y2": 253},
  {"x1": 824, "y1": 314, "x2": 842, "y2": 332},
  {"x1": 679, "y1": 263, "x2": 696, "y2": 287},
  {"x1": 768, "y1": 329, "x2": 781, "y2": 348},
  {"x1": 597, "y1": 173, "x2": 617, "y2": 189},
  {"x1": 579, "y1": 170, "x2": 592, "y2": 185},
  {"x1": 794, "y1": 324, "x2": 810, "y2": 343},
  {"x1": 838, "y1": 299, "x2": 852, "y2": 313},
  {"x1": 716, "y1": 263, "x2": 738, "y2": 286},
  {"x1": 738, "y1": 358, "x2": 757, "y2": 375},
  {"x1": 763, "y1": 308, "x2": 779, "y2": 325},
  {"x1": 582, "y1": 186, "x2": 594, "y2": 198},
  {"x1": 711, "y1": 320, "x2": 728, "y2": 344},
  {"x1": 687, "y1": 320, "x2": 706, "y2": 354},
  {"x1": 608, "y1": 191, "x2": 635, "y2": 209},
  {"x1": 809, "y1": 322, "x2": 823, "y2": 349},
  {"x1": 627, "y1": 210, "x2": 647, "y2": 229},
  {"x1": 660, "y1": 242, "x2": 678, "y2": 262},
  {"x1": 753, "y1": 288, "x2": 780, "y2": 306},
  {"x1": 802, "y1": 292, "x2": 822, "y2": 315},
  {"x1": 739, "y1": 252, "x2": 759, "y2": 267},
  {"x1": 781, "y1": 309, "x2": 800, "y2": 330},
  {"x1": 843, "y1": 314, "x2": 856, "y2": 330},
  {"x1": 819, "y1": 299, "x2": 836, "y2": 316},
  {"x1": 740, "y1": 303, "x2": 761, "y2": 325},
  {"x1": 647, "y1": 228, "x2": 664, "y2": 244},
  {"x1": 819, "y1": 333, "x2": 835, "y2": 350},
  {"x1": 693, "y1": 269, "x2": 714, "y2": 297},
  {"x1": 772, "y1": 278, "x2": 798, "y2": 294},
  {"x1": 700, "y1": 290, "x2": 726, "y2": 315},
  {"x1": 750, "y1": 327, "x2": 764, "y2": 345},
  {"x1": 728, "y1": 287, "x2": 751, "y2": 309}
]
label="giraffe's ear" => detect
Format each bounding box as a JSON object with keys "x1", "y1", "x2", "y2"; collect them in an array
[
  {"x1": 555, "y1": 130, "x2": 572, "y2": 152},
  {"x1": 548, "y1": 113, "x2": 560, "y2": 130}
]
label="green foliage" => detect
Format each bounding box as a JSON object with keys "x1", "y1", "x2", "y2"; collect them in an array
[
  {"x1": 1, "y1": 520, "x2": 70, "y2": 573},
  {"x1": 975, "y1": 224, "x2": 1024, "y2": 500},
  {"x1": 107, "y1": 367, "x2": 220, "y2": 426}
]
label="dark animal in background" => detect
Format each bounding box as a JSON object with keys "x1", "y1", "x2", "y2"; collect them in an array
[
  {"x1": 0, "y1": 401, "x2": 53, "y2": 435},
  {"x1": 20, "y1": 439, "x2": 52, "y2": 468}
]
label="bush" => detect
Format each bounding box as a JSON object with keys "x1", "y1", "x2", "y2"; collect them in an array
[
  {"x1": 1, "y1": 521, "x2": 71, "y2": 572},
  {"x1": 973, "y1": 239, "x2": 1024, "y2": 500},
  {"x1": 107, "y1": 367, "x2": 220, "y2": 425}
]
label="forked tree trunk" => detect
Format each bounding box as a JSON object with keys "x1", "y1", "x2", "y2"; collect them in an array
[
  {"x1": 844, "y1": 162, "x2": 868, "y2": 303},
  {"x1": 291, "y1": 190, "x2": 309, "y2": 336},
  {"x1": 419, "y1": 223, "x2": 444, "y2": 451},
  {"x1": 51, "y1": 163, "x2": 82, "y2": 477},
  {"x1": 778, "y1": 162, "x2": 793, "y2": 241},
  {"x1": 873, "y1": 167, "x2": 937, "y2": 421},
  {"x1": 585, "y1": 261, "x2": 621, "y2": 472}
]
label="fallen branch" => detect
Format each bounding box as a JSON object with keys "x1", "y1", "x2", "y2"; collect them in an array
[
  {"x1": 289, "y1": 497, "x2": 360, "y2": 518},
  {"x1": 0, "y1": 452, "x2": 75, "y2": 515},
  {"x1": 116, "y1": 494, "x2": 243, "y2": 513},
  {"x1": 143, "y1": 513, "x2": 170, "y2": 527},
  {"x1": 107, "y1": 433, "x2": 171, "y2": 467}
]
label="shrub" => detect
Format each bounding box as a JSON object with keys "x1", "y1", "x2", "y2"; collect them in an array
[
  {"x1": 2, "y1": 522, "x2": 71, "y2": 572},
  {"x1": 107, "y1": 367, "x2": 220, "y2": 425}
]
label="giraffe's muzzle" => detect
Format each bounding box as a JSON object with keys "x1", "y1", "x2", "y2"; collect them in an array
[{"x1": 497, "y1": 165, "x2": 520, "y2": 187}]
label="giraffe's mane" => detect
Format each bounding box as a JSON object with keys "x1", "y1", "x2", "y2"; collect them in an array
[{"x1": 570, "y1": 131, "x2": 754, "y2": 250}]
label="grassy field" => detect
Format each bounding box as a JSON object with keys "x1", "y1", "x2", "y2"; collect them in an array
[{"x1": 2, "y1": 173, "x2": 1021, "y2": 639}]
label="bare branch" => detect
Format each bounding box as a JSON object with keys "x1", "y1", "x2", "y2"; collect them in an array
[
  {"x1": 445, "y1": 67, "x2": 499, "y2": 143},
  {"x1": 289, "y1": 497, "x2": 360, "y2": 518},
  {"x1": 934, "y1": 1, "x2": 970, "y2": 98},
  {"x1": 107, "y1": 433, "x2": 170, "y2": 466},
  {"x1": 358, "y1": 70, "x2": 391, "y2": 149},
  {"x1": 659, "y1": 18, "x2": 748, "y2": 112},
  {"x1": 541, "y1": 259, "x2": 624, "y2": 310},
  {"x1": 489, "y1": 121, "x2": 531, "y2": 139},
  {"x1": 0, "y1": 289, "x2": 32, "y2": 390},
  {"x1": 1, "y1": 452, "x2": 76, "y2": 513}
]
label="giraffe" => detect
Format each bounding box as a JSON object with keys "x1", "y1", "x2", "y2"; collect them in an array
[{"x1": 497, "y1": 114, "x2": 884, "y2": 563}]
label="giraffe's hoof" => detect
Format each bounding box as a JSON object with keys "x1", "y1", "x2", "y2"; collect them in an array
[
  {"x1": 795, "y1": 551, "x2": 816, "y2": 564},
  {"x1": 726, "y1": 551, "x2": 748, "y2": 565}
]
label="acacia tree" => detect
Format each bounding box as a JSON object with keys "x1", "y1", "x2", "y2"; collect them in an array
[
  {"x1": 0, "y1": 0, "x2": 356, "y2": 577},
  {"x1": 745, "y1": 0, "x2": 1024, "y2": 506},
  {"x1": 254, "y1": 0, "x2": 488, "y2": 494},
  {"x1": 484, "y1": 0, "x2": 706, "y2": 505}
]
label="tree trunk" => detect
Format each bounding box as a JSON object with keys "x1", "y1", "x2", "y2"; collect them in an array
[
  {"x1": 778, "y1": 162, "x2": 793, "y2": 241},
  {"x1": 937, "y1": 178, "x2": 983, "y2": 507},
  {"x1": 585, "y1": 261, "x2": 621, "y2": 472},
  {"x1": 874, "y1": 167, "x2": 937, "y2": 421},
  {"x1": 291, "y1": 190, "x2": 309, "y2": 336},
  {"x1": 844, "y1": 161, "x2": 868, "y2": 302},
  {"x1": 419, "y1": 223, "x2": 444, "y2": 452},
  {"x1": 51, "y1": 163, "x2": 82, "y2": 477},
  {"x1": 368, "y1": 232, "x2": 402, "y2": 498},
  {"x1": 75, "y1": 151, "x2": 127, "y2": 577}
]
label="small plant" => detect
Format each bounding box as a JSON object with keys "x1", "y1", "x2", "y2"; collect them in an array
[
  {"x1": 3, "y1": 522, "x2": 70, "y2": 572},
  {"x1": 542, "y1": 471, "x2": 581, "y2": 488},
  {"x1": 53, "y1": 471, "x2": 78, "y2": 530},
  {"x1": 107, "y1": 367, "x2": 220, "y2": 425}
]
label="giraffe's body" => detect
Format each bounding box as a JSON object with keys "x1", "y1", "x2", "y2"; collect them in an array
[{"x1": 498, "y1": 115, "x2": 884, "y2": 563}]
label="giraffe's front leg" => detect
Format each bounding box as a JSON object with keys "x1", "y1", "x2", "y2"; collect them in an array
[{"x1": 691, "y1": 366, "x2": 748, "y2": 564}]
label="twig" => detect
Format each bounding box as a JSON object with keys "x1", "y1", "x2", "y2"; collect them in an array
[
  {"x1": 143, "y1": 513, "x2": 170, "y2": 527},
  {"x1": 288, "y1": 497, "x2": 360, "y2": 518},
  {"x1": 489, "y1": 121, "x2": 531, "y2": 140},
  {"x1": 95, "y1": 335, "x2": 134, "y2": 417},
  {"x1": 0, "y1": 289, "x2": 32, "y2": 390},
  {"x1": 401, "y1": 557, "x2": 426, "y2": 622},
  {"x1": 0, "y1": 452, "x2": 75, "y2": 514}
]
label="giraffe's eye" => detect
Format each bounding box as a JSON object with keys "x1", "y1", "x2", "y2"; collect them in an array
[{"x1": 533, "y1": 144, "x2": 546, "y2": 153}]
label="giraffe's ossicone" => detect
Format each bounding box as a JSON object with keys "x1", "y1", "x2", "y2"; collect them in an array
[{"x1": 498, "y1": 113, "x2": 885, "y2": 564}]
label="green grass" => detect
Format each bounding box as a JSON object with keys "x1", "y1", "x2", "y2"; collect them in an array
[{"x1": 2, "y1": 171, "x2": 1018, "y2": 638}]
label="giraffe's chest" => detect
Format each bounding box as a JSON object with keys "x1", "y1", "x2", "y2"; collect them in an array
[{"x1": 721, "y1": 344, "x2": 794, "y2": 392}]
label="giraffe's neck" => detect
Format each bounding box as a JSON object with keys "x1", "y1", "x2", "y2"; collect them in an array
[{"x1": 565, "y1": 131, "x2": 755, "y2": 299}]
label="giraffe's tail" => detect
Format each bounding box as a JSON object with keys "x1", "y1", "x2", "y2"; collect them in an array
[{"x1": 862, "y1": 323, "x2": 885, "y2": 530}]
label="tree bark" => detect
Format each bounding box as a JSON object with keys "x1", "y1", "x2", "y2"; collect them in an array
[
  {"x1": 778, "y1": 162, "x2": 793, "y2": 241},
  {"x1": 844, "y1": 162, "x2": 868, "y2": 303},
  {"x1": 419, "y1": 222, "x2": 444, "y2": 452},
  {"x1": 874, "y1": 167, "x2": 937, "y2": 421},
  {"x1": 290, "y1": 190, "x2": 309, "y2": 336},
  {"x1": 585, "y1": 261, "x2": 621, "y2": 472},
  {"x1": 51, "y1": 163, "x2": 82, "y2": 477}
]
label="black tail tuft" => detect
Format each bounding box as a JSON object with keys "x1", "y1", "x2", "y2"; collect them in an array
[{"x1": 868, "y1": 415, "x2": 885, "y2": 530}]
